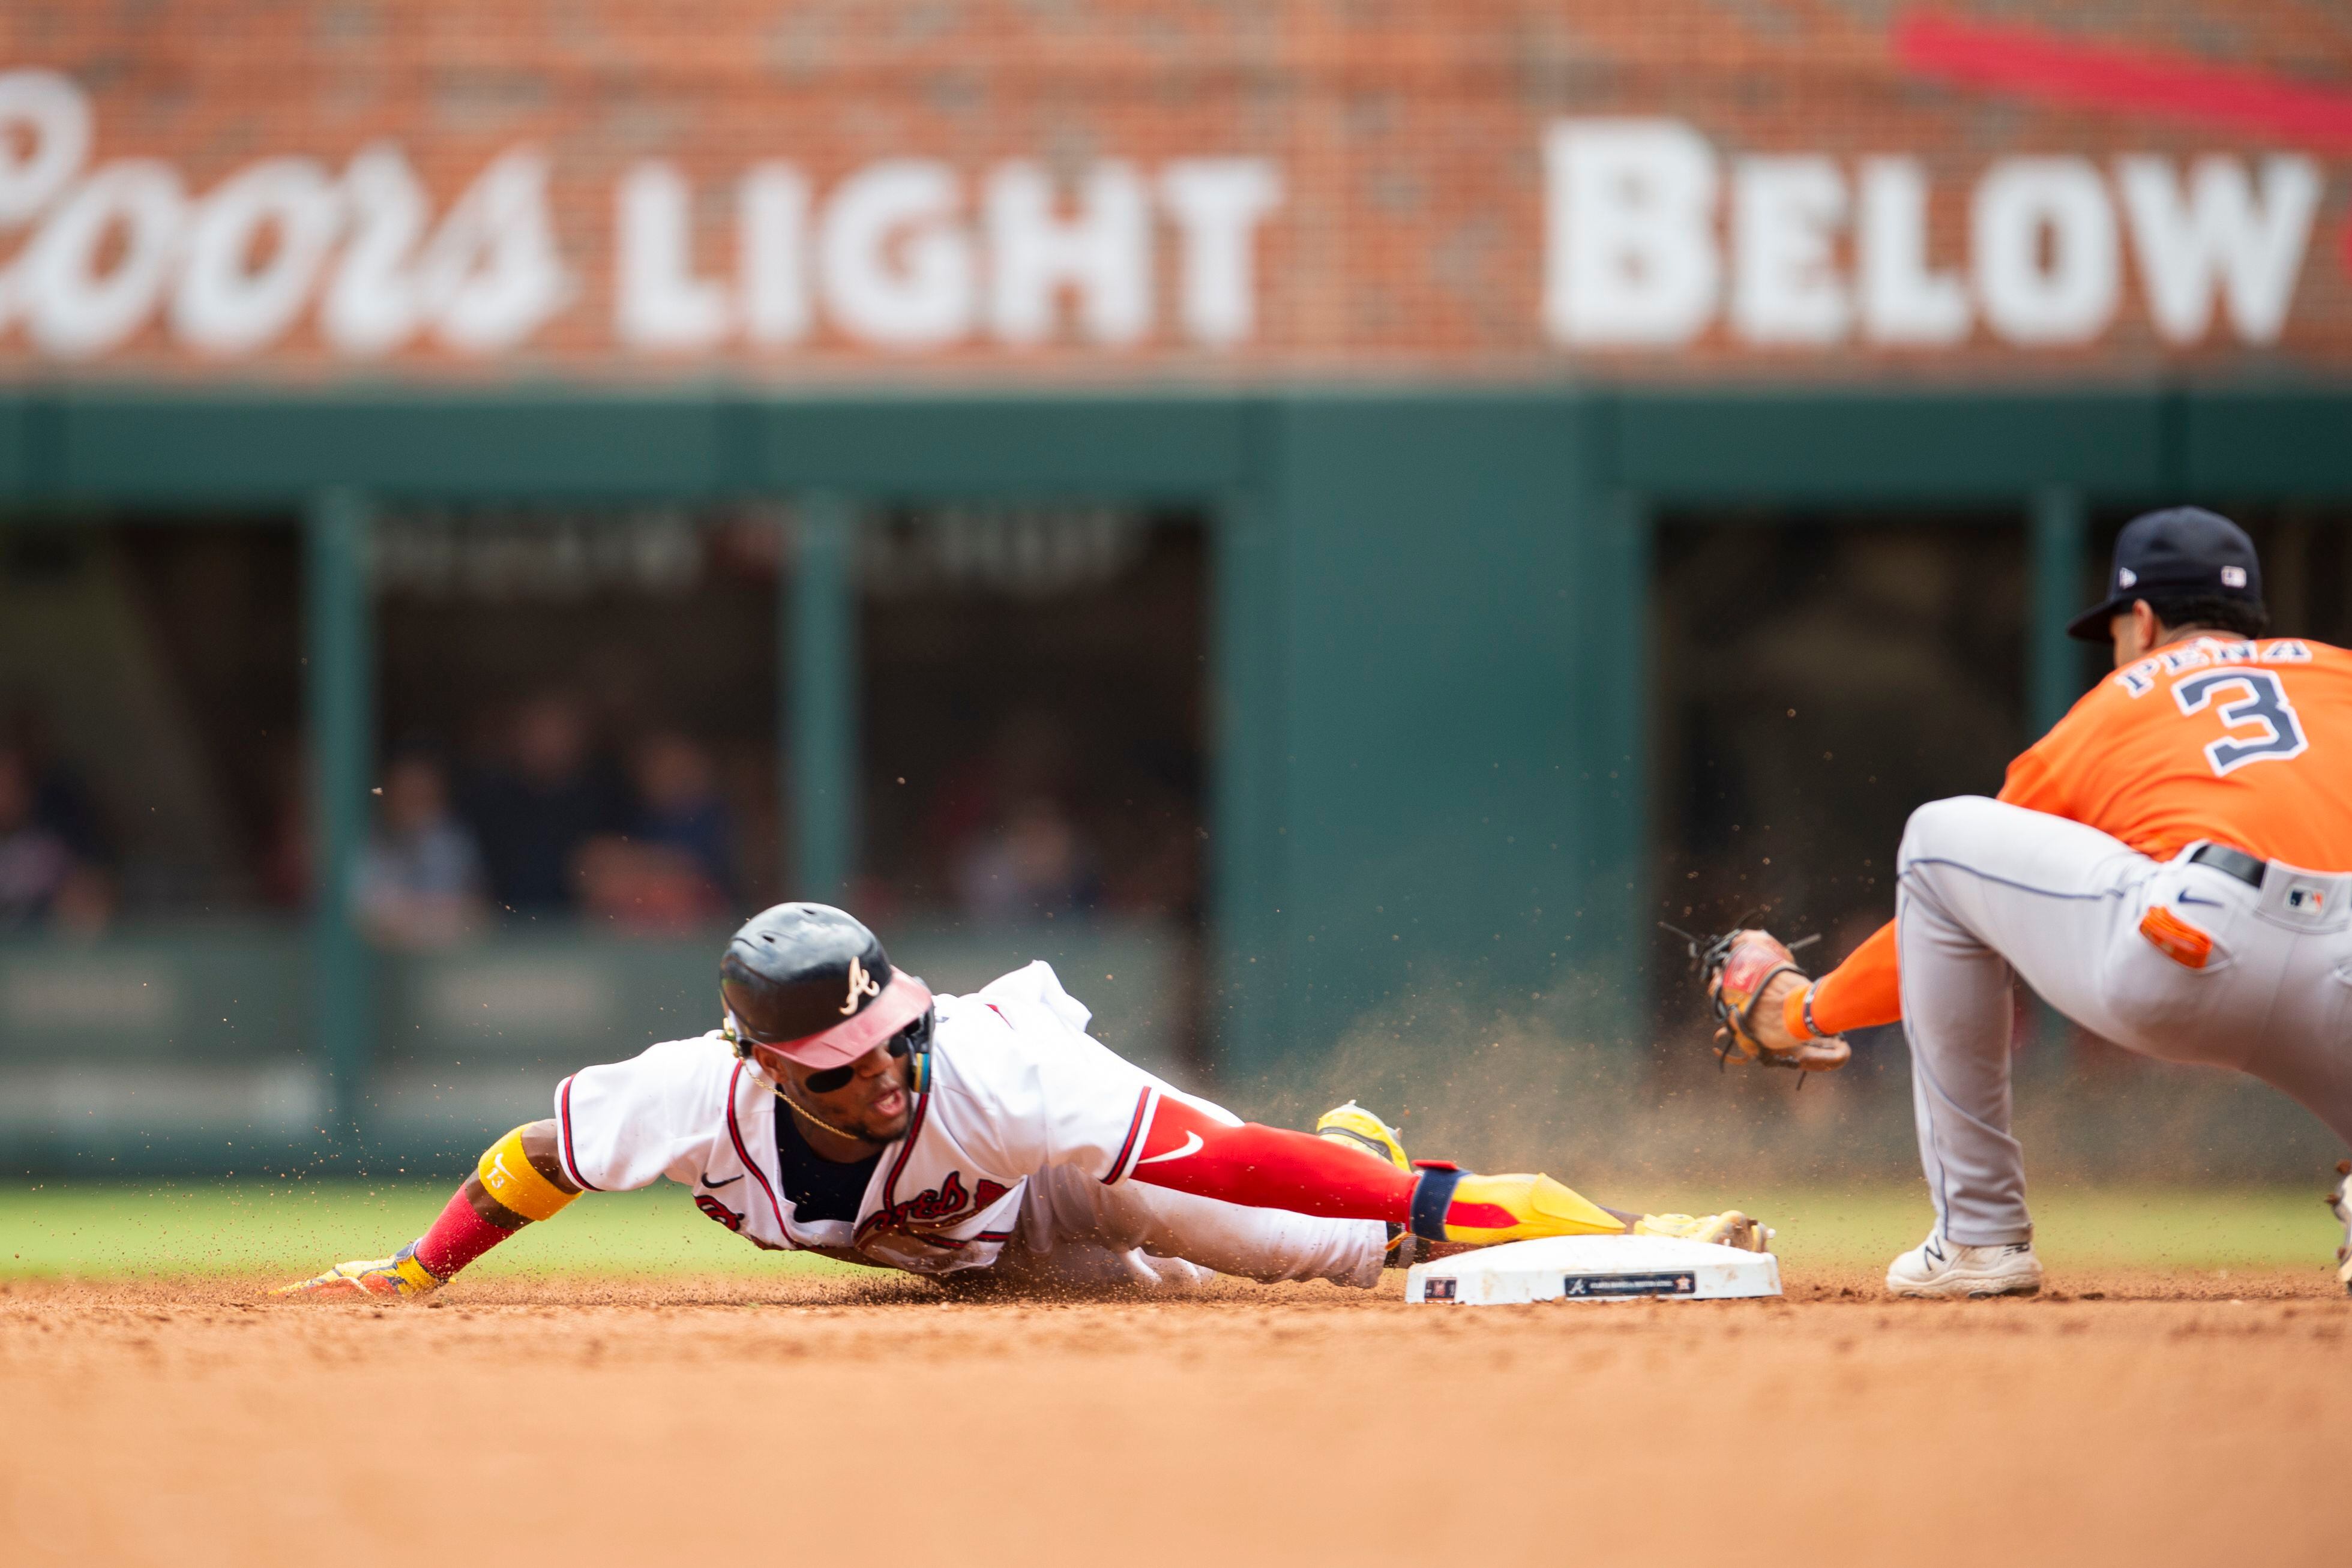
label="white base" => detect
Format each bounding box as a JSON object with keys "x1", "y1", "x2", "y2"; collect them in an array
[{"x1": 1406, "y1": 1234, "x2": 1781, "y2": 1305}]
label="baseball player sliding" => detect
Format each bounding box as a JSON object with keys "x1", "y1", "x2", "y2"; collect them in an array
[
  {"x1": 1704, "y1": 507, "x2": 2352, "y2": 1298},
  {"x1": 281, "y1": 903, "x2": 1766, "y2": 1300}
]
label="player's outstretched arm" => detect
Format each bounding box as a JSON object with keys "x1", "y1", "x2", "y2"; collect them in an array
[
  {"x1": 273, "y1": 1120, "x2": 581, "y2": 1300},
  {"x1": 1125, "y1": 1097, "x2": 1635, "y2": 1248}
]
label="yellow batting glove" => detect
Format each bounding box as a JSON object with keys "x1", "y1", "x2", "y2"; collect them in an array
[
  {"x1": 1408, "y1": 1165, "x2": 1627, "y2": 1246},
  {"x1": 272, "y1": 1247, "x2": 442, "y2": 1301}
]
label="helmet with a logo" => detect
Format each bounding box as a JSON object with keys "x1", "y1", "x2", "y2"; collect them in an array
[{"x1": 718, "y1": 903, "x2": 934, "y2": 1070}]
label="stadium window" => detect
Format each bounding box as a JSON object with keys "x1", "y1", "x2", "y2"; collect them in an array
[
  {"x1": 371, "y1": 504, "x2": 787, "y2": 942},
  {"x1": 0, "y1": 517, "x2": 304, "y2": 925},
  {"x1": 856, "y1": 502, "x2": 1208, "y2": 1076},
  {"x1": 1649, "y1": 511, "x2": 2028, "y2": 1048}
]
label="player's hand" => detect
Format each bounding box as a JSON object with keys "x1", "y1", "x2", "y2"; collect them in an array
[
  {"x1": 1633, "y1": 1210, "x2": 1774, "y2": 1252},
  {"x1": 1700, "y1": 928, "x2": 1851, "y2": 1072},
  {"x1": 272, "y1": 1248, "x2": 442, "y2": 1301}
]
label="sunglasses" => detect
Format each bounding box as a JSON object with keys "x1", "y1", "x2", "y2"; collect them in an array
[{"x1": 799, "y1": 1029, "x2": 916, "y2": 1095}]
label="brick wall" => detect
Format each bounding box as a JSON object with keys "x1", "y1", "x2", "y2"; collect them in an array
[{"x1": 0, "y1": 1, "x2": 2345, "y2": 380}]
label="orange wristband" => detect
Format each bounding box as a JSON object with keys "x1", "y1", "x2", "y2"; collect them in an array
[{"x1": 1783, "y1": 983, "x2": 1817, "y2": 1042}]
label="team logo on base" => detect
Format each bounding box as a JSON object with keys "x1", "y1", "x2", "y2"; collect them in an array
[{"x1": 1422, "y1": 1276, "x2": 1458, "y2": 1302}]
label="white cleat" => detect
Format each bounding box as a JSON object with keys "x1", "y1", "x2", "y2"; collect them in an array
[
  {"x1": 2326, "y1": 1161, "x2": 2351, "y2": 1296},
  {"x1": 1885, "y1": 1231, "x2": 2044, "y2": 1299}
]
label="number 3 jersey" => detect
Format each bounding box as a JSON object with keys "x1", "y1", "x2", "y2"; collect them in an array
[
  {"x1": 2000, "y1": 636, "x2": 2352, "y2": 872},
  {"x1": 549, "y1": 960, "x2": 1235, "y2": 1276},
  {"x1": 1805, "y1": 635, "x2": 2352, "y2": 1037}
]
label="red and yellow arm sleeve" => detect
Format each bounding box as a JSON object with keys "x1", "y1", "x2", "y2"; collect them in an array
[
  {"x1": 1122, "y1": 1097, "x2": 1417, "y2": 1219},
  {"x1": 1118, "y1": 1098, "x2": 1625, "y2": 1243},
  {"x1": 408, "y1": 1125, "x2": 580, "y2": 1284}
]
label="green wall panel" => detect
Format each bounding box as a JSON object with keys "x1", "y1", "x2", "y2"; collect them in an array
[
  {"x1": 0, "y1": 394, "x2": 31, "y2": 496},
  {"x1": 2180, "y1": 391, "x2": 2352, "y2": 497},
  {"x1": 1616, "y1": 391, "x2": 2169, "y2": 502},
  {"x1": 751, "y1": 395, "x2": 1253, "y2": 498},
  {"x1": 44, "y1": 391, "x2": 736, "y2": 503},
  {"x1": 1265, "y1": 394, "x2": 1617, "y2": 1055}
]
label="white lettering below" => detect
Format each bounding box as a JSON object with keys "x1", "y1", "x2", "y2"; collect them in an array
[
  {"x1": 2117, "y1": 154, "x2": 2319, "y2": 345},
  {"x1": 1973, "y1": 157, "x2": 2119, "y2": 345},
  {"x1": 1858, "y1": 156, "x2": 1969, "y2": 346},
  {"x1": 1544, "y1": 119, "x2": 1719, "y2": 346},
  {"x1": 1733, "y1": 155, "x2": 1848, "y2": 344}
]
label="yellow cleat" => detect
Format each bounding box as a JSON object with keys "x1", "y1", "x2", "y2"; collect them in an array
[
  {"x1": 1634, "y1": 1210, "x2": 1774, "y2": 1252},
  {"x1": 272, "y1": 1251, "x2": 442, "y2": 1302},
  {"x1": 1315, "y1": 1101, "x2": 1410, "y2": 1171}
]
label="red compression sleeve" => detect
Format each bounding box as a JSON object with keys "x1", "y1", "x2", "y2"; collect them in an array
[
  {"x1": 1122, "y1": 1097, "x2": 1415, "y2": 1223},
  {"x1": 410, "y1": 1188, "x2": 519, "y2": 1281}
]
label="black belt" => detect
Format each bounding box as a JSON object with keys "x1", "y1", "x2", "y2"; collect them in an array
[{"x1": 2188, "y1": 843, "x2": 2266, "y2": 888}]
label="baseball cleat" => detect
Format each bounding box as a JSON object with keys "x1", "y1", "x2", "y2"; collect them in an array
[
  {"x1": 1315, "y1": 1101, "x2": 1410, "y2": 1172},
  {"x1": 272, "y1": 1249, "x2": 443, "y2": 1302},
  {"x1": 1885, "y1": 1231, "x2": 2043, "y2": 1298},
  {"x1": 1635, "y1": 1210, "x2": 1775, "y2": 1252},
  {"x1": 2326, "y1": 1160, "x2": 2351, "y2": 1296}
]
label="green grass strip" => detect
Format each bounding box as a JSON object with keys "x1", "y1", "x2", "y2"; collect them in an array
[{"x1": 0, "y1": 1180, "x2": 2336, "y2": 1280}]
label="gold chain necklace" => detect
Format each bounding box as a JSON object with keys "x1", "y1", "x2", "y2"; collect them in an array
[{"x1": 772, "y1": 1081, "x2": 875, "y2": 1146}]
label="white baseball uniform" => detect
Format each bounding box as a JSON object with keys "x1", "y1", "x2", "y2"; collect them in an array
[{"x1": 552, "y1": 961, "x2": 1387, "y2": 1291}]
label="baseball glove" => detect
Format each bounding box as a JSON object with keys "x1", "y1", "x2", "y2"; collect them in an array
[{"x1": 1668, "y1": 925, "x2": 1852, "y2": 1074}]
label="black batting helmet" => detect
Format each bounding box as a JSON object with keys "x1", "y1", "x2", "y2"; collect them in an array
[{"x1": 718, "y1": 903, "x2": 934, "y2": 1069}]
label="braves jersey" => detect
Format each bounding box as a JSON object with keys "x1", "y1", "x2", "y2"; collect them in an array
[{"x1": 551, "y1": 961, "x2": 1235, "y2": 1276}]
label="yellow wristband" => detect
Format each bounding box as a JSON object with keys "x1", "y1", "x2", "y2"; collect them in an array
[
  {"x1": 393, "y1": 1252, "x2": 444, "y2": 1293},
  {"x1": 477, "y1": 1128, "x2": 578, "y2": 1222}
]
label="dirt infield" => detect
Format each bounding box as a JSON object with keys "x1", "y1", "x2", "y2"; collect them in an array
[{"x1": 5, "y1": 1268, "x2": 2346, "y2": 1568}]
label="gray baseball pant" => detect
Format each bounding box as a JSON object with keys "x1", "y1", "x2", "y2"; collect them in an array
[{"x1": 1895, "y1": 795, "x2": 2352, "y2": 1245}]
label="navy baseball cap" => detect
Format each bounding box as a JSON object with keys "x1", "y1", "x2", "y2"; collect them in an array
[{"x1": 2065, "y1": 506, "x2": 2264, "y2": 641}]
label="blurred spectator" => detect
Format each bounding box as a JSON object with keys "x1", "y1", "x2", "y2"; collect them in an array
[
  {"x1": 954, "y1": 795, "x2": 1100, "y2": 921},
  {"x1": 355, "y1": 752, "x2": 489, "y2": 949},
  {"x1": 460, "y1": 692, "x2": 632, "y2": 913},
  {"x1": 573, "y1": 731, "x2": 738, "y2": 934},
  {"x1": 631, "y1": 731, "x2": 739, "y2": 904},
  {"x1": 0, "y1": 746, "x2": 110, "y2": 934},
  {"x1": 4, "y1": 704, "x2": 109, "y2": 866}
]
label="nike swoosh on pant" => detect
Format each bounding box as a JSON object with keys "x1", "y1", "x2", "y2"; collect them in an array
[
  {"x1": 2176, "y1": 892, "x2": 2227, "y2": 907},
  {"x1": 1134, "y1": 1131, "x2": 1205, "y2": 1167}
]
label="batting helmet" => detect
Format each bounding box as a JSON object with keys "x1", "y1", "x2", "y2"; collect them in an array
[{"x1": 718, "y1": 903, "x2": 934, "y2": 1070}]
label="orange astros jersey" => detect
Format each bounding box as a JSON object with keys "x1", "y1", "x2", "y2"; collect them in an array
[{"x1": 1803, "y1": 635, "x2": 2352, "y2": 1036}]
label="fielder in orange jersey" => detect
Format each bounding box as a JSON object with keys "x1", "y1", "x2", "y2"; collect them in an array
[{"x1": 1707, "y1": 507, "x2": 2352, "y2": 1297}]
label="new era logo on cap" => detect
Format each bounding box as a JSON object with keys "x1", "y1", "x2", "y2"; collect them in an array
[{"x1": 2066, "y1": 506, "x2": 2264, "y2": 643}]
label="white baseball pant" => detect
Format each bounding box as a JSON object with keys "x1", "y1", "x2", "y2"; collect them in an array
[
  {"x1": 985, "y1": 1162, "x2": 1389, "y2": 1294},
  {"x1": 1896, "y1": 795, "x2": 2352, "y2": 1244}
]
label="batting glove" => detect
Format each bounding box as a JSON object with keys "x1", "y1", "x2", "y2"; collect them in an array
[
  {"x1": 1409, "y1": 1166, "x2": 1626, "y2": 1246},
  {"x1": 1633, "y1": 1210, "x2": 1774, "y2": 1251}
]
